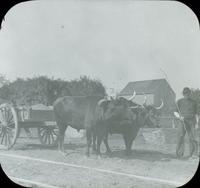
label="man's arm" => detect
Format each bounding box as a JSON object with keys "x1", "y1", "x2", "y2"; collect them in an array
[
  {"x1": 176, "y1": 99, "x2": 181, "y2": 112},
  {"x1": 174, "y1": 99, "x2": 184, "y2": 121}
]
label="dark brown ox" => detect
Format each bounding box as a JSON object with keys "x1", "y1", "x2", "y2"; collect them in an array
[
  {"x1": 94, "y1": 96, "x2": 163, "y2": 156},
  {"x1": 53, "y1": 95, "x2": 104, "y2": 156},
  {"x1": 142, "y1": 96, "x2": 164, "y2": 128}
]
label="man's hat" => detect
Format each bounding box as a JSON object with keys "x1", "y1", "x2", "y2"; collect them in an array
[{"x1": 182, "y1": 87, "x2": 191, "y2": 95}]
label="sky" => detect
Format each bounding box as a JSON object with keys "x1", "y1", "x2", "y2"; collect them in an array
[{"x1": 0, "y1": 0, "x2": 199, "y2": 98}]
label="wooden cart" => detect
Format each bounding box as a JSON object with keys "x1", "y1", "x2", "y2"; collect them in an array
[{"x1": 0, "y1": 103, "x2": 59, "y2": 149}]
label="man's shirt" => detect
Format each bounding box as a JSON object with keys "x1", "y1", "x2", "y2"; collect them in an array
[{"x1": 177, "y1": 98, "x2": 197, "y2": 118}]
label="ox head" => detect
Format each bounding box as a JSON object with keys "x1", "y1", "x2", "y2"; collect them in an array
[
  {"x1": 97, "y1": 91, "x2": 137, "y2": 121},
  {"x1": 129, "y1": 93, "x2": 164, "y2": 128},
  {"x1": 142, "y1": 96, "x2": 164, "y2": 127},
  {"x1": 97, "y1": 92, "x2": 163, "y2": 130},
  {"x1": 97, "y1": 91, "x2": 150, "y2": 127}
]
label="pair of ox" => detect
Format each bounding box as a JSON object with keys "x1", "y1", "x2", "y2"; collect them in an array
[{"x1": 53, "y1": 92, "x2": 163, "y2": 156}]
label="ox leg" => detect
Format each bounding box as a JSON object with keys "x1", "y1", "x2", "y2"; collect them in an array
[
  {"x1": 58, "y1": 124, "x2": 67, "y2": 153},
  {"x1": 103, "y1": 134, "x2": 112, "y2": 155},
  {"x1": 123, "y1": 135, "x2": 129, "y2": 154},
  {"x1": 92, "y1": 132, "x2": 97, "y2": 153},
  {"x1": 97, "y1": 135, "x2": 103, "y2": 157},
  {"x1": 86, "y1": 129, "x2": 92, "y2": 157},
  {"x1": 127, "y1": 139, "x2": 134, "y2": 155},
  {"x1": 123, "y1": 134, "x2": 132, "y2": 156},
  {"x1": 96, "y1": 123, "x2": 107, "y2": 157},
  {"x1": 96, "y1": 128, "x2": 107, "y2": 157}
]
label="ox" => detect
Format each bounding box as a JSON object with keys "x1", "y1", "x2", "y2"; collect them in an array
[
  {"x1": 53, "y1": 95, "x2": 104, "y2": 156},
  {"x1": 94, "y1": 94, "x2": 163, "y2": 156}
]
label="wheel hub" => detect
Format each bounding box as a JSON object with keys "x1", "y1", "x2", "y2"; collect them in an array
[
  {"x1": 1, "y1": 126, "x2": 6, "y2": 132},
  {"x1": 0, "y1": 120, "x2": 7, "y2": 127}
]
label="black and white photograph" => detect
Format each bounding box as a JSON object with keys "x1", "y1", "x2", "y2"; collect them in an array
[{"x1": 0, "y1": 0, "x2": 199, "y2": 187}]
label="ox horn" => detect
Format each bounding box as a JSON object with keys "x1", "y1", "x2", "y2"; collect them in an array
[
  {"x1": 98, "y1": 99, "x2": 107, "y2": 106},
  {"x1": 130, "y1": 105, "x2": 140, "y2": 109},
  {"x1": 98, "y1": 96, "x2": 110, "y2": 106},
  {"x1": 155, "y1": 99, "x2": 164, "y2": 109},
  {"x1": 127, "y1": 90, "x2": 136, "y2": 101},
  {"x1": 116, "y1": 91, "x2": 136, "y2": 101}
]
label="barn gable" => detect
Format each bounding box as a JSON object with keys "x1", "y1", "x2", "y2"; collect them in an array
[
  {"x1": 120, "y1": 79, "x2": 175, "y2": 96},
  {"x1": 119, "y1": 79, "x2": 176, "y2": 116}
]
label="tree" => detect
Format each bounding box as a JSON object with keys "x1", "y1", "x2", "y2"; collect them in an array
[
  {"x1": 69, "y1": 76, "x2": 106, "y2": 96},
  {"x1": 191, "y1": 88, "x2": 200, "y2": 128},
  {"x1": 0, "y1": 74, "x2": 9, "y2": 86},
  {"x1": 0, "y1": 74, "x2": 11, "y2": 104},
  {"x1": 191, "y1": 88, "x2": 200, "y2": 115},
  {"x1": 0, "y1": 75, "x2": 106, "y2": 106}
]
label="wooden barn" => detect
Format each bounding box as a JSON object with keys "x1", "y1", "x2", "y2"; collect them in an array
[{"x1": 118, "y1": 78, "x2": 176, "y2": 116}]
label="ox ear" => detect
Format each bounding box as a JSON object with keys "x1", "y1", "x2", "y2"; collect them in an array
[
  {"x1": 154, "y1": 99, "x2": 164, "y2": 110},
  {"x1": 128, "y1": 100, "x2": 136, "y2": 106}
]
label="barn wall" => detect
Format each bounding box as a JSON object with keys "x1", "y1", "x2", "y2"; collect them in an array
[
  {"x1": 154, "y1": 81, "x2": 176, "y2": 116},
  {"x1": 131, "y1": 94, "x2": 154, "y2": 105}
]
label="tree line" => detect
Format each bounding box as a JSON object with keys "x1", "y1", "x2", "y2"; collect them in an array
[
  {"x1": 0, "y1": 74, "x2": 200, "y2": 115},
  {"x1": 190, "y1": 89, "x2": 200, "y2": 115},
  {"x1": 0, "y1": 74, "x2": 106, "y2": 106}
]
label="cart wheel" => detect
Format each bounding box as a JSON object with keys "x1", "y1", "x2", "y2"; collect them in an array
[
  {"x1": 38, "y1": 126, "x2": 58, "y2": 146},
  {"x1": 0, "y1": 103, "x2": 19, "y2": 149}
]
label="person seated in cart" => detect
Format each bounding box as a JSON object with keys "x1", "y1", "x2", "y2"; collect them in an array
[{"x1": 174, "y1": 87, "x2": 198, "y2": 159}]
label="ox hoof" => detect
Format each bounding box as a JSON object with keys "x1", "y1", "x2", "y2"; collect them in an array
[
  {"x1": 59, "y1": 150, "x2": 67, "y2": 157},
  {"x1": 97, "y1": 155, "x2": 102, "y2": 159},
  {"x1": 106, "y1": 149, "x2": 112, "y2": 154},
  {"x1": 84, "y1": 155, "x2": 89, "y2": 159},
  {"x1": 95, "y1": 152, "x2": 102, "y2": 159},
  {"x1": 85, "y1": 151, "x2": 90, "y2": 157},
  {"x1": 92, "y1": 149, "x2": 97, "y2": 154},
  {"x1": 105, "y1": 151, "x2": 112, "y2": 157},
  {"x1": 125, "y1": 150, "x2": 132, "y2": 156}
]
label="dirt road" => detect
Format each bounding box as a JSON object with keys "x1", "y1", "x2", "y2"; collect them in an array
[{"x1": 0, "y1": 133, "x2": 199, "y2": 188}]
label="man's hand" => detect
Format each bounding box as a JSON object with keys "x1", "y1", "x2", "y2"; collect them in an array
[{"x1": 174, "y1": 112, "x2": 184, "y2": 121}]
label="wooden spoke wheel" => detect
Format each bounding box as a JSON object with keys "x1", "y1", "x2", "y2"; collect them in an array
[
  {"x1": 37, "y1": 125, "x2": 58, "y2": 146},
  {"x1": 0, "y1": 103, "x2": 19, "y2": 149}
]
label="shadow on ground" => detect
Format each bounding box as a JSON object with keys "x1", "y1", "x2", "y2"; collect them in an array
[
  {"x1": 99, "y1": 149, "x2": 178, "y2": 162},
  {"x1": 12, "y1": 141, "x2": 86, "y2": 151},
  {"x1": 5, "y1": 136, "x2": 188, "y2": 162},
  {"x1": 5, "y1": 141, "x2": 193, "y2": 163}
]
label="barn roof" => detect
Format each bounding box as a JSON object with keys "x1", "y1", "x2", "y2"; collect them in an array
[{"x1": 119, "y1": 78, "x2": 175, "y2": 96}]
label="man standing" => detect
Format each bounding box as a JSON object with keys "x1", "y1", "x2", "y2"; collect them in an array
[{"x1": 175, "y1": 87, "x2": 198, "y2": 159}]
